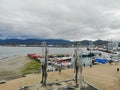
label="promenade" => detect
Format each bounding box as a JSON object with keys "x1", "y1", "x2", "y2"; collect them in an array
[{"x1": 0, "y1": 61, "x2": 120, "y2": 90}]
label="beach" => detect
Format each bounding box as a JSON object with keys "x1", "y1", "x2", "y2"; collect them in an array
[
  {"x1": 0, "y1": 55, "x2": 32, "y2": 80},
  {"x1": 0, "y1": 56, "x2": 120, "y2": 90}
]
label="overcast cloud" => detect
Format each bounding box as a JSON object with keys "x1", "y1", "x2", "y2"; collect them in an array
[{"x1": 0, "y1": 0, "x2": 120, "y2": 41}]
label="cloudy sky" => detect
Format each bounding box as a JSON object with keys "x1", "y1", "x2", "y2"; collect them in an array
[{"x1": 0, "y1": 0, "x2": 120, "y2": 41}]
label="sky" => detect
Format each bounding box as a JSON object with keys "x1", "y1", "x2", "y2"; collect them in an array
[{"x1": 0, "y1": 0, "x2": 120, "y2": 41}]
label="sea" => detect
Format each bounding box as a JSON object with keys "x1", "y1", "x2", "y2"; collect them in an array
[{"x1": 0, "y1": 46, "x2": 92, "y2": 66}]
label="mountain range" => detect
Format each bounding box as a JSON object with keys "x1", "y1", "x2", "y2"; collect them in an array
[
  {"x1": 0, "y1": 39, "x2": 71, "y2": 45},
  {"x1": 0, "y1": 39, "x2": 119, "y2": 46}
]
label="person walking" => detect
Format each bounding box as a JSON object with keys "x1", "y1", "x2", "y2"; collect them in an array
[{"x1": 59, "y1": 67, "x2": 61, "y2": 75}]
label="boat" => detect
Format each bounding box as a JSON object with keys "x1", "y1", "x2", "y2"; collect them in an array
[
  {"x1": 27, "y1": 54, "x2": 42, "y2": 59},
  {"x1": 95, "y1": 58, "x2": 108, "y2": 64},
  {"x1": 0, "y1": 80, "x2": 6, "y2": 84},
  {"x1": 82, "y1": 52, "x2": 89, "y2": 57}
]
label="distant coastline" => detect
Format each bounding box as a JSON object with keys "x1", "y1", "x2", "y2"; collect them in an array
[{"x1": 0, "y1": 39, "x2": 119, "y2": 47}]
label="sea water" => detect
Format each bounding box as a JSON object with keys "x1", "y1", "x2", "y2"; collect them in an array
[{"x1": 0, "y1": 46, "x2": 92, "y2": 65}]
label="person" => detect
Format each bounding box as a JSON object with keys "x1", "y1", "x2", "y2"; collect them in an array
[
  {"x1": 92, "y1": 57, "x2": 95, "y2": 65},
  {"x1": 109, "y1": 60, "x2": 112, "y2": 64},
  {"x1": 90, "y1": 64, "x2": 92, "y2": 68},
  {"x1": 117, "y1": 68, "x2": 119, "y2": 72},
  {"x1": 83, "y1": 63, "x2": 85, "y2": 67},
  {"x1": 59, "y1": 67, "x2": 61, "y2": 75}
]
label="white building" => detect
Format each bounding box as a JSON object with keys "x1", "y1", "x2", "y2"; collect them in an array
[{"x1": 108, "y1": 42, "x2": 119, "y2": 50}]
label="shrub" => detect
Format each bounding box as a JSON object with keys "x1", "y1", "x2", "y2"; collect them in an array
[{"x1": 22, "y1": 60, "x2": 41, "y2": 75}]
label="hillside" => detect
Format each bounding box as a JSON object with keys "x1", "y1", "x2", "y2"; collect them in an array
[
  {"x1": 0, "y1": 39, "x2": 71, "y2": 46},
  {"x1": 0, "y1": 39, "x2": 119, "y2": 46}
]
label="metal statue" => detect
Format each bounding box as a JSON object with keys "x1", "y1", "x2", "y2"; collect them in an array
[
  {"x1": 40, "y1": 42, "x2": 48, "y2": 86},
  {"x1": 74, "y1": 47, "x2": 83, "y2": 88}
]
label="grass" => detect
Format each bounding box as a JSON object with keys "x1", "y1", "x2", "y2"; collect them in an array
[{"x1": 21, "y1": 60, "x2": 41, "y2": 76}]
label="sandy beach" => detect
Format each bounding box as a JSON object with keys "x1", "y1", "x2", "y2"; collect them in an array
[
  {"x1": 0, "y1": 55, "x2": 32, "y2": 80},
  {"x1": 0, "y1": 56, "x2": 120, "y2": 90}
]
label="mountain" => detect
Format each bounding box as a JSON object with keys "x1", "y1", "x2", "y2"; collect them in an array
[
  {"x1": 80, "y1": 40, "x2": 92, "y2": 46},
  {"x1": 73, "y1": 39, "x2": 109, "y2": 46},
  {"x1": 0, "y1": 39, "x2": 119, "y2": 47},
  {"x1": 93, "y1": 40, "x2": 108, "y2": 46},
  {"x1": 0, "y1": 39, "x2": 72, "y2": 45}
]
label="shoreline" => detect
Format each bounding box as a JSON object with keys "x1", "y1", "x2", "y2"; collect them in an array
[
  {"x1": 0, "y1": 55, "x2": 19, "y2": 61},
  {"x1": 0, "y1": 55, "x2": 32, "y2": 80}
]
